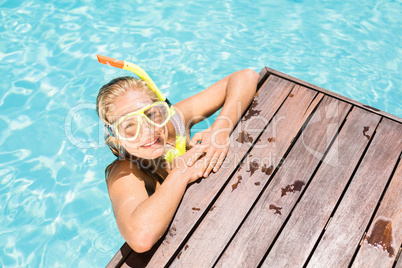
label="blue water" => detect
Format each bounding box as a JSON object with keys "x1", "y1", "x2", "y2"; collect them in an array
[{"x1": 0, "y1": 0, "x2": 401, "y2": 267}]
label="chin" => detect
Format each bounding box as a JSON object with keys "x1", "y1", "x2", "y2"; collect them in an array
[{"x1": 145, "y1": 148, "x2": 165, "y2": 160}]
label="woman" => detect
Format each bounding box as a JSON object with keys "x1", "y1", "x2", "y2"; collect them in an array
[{"x1": 96, "y1": 69, "x2": 259, "y2": 253}]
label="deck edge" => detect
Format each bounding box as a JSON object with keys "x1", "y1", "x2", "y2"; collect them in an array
[{"x1": 264, "y1": 67, "x2": 402, "y2": 124}]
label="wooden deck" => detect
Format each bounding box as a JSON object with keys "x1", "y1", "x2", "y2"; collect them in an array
[{"x1": 107, "y1": 67, "x2": 402, "y2": 268}]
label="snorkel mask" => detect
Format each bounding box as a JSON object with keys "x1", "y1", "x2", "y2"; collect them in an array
[{"x1": 97, "y1": 54, "x2": 186, "y2": 163}]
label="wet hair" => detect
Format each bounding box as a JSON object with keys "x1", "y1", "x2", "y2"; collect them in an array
[{"x1": 96, "y1": 76, "x2": 164, "y2": 187}]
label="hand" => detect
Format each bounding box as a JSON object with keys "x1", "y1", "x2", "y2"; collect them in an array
[
  {"x1": 168, "y1": 147, "x2": 208, "y2": 184},
  {"x1": 187, "y1": 124, "x2": 230, "y2": 177}
]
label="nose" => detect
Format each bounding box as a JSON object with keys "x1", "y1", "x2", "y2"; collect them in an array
[{"x1": 140, "y1": 119, "x2": 157, "y2": 136}]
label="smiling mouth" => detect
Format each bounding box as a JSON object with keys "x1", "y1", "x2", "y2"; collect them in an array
[{"x1": 141, "y1": 137, "x2": 160, "y2": 147}]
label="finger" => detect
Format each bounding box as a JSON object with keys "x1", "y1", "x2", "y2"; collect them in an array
[
  {"x1": 198, "y1": 148, "x2": 215, "y2": 177},
  {"x1": 203, "y1": 152, "x2": 219, "y2": 177},
  {"x1": 187, "y1": 145, "x2": 207, "y2": 167},
  {"x1": 198, "y1": 156, "x2": 209, "y2": 178},
  {"x1": 213, "y1": 152, "x2": 227, "y2": 172},
  {"x1": 189, "y1": 132, "x2": 202, "y2": 146}
]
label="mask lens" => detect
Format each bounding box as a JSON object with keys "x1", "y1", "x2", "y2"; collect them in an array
[
  {"x1": 117, "y1": 116, "x2": 140, "y2": 140},
  {"x1": 114, "y1": 102, "x2": 170, "y2": 141},
  {"x1": 144, "y1": 103, "x2": 170, "y2": 126}
]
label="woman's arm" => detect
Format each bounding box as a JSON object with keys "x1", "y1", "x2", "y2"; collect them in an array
[
  {"x1": 107, "y1": 150, "x2": 206, "y2": 253},
  {"x1": 176, "y1": 69, "x2": 260, "y2": 176},
  {"x1": 175, "y1": 69, "x2": 259, "y2": 131},
  {"x1": 205, "y1": 69, "x2": 260, "y2": 133}
]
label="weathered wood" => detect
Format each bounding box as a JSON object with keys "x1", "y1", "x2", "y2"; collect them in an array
[
  {"x1": 216, "y1": 96, "x2": 351, "y2": 267},
  {"x1": 261, "y1": 107, "x2": 381, "y2": 267},
  {"x1": 257, "y1": 66, "x2": 269, "y2": 89},
  {"x1": 106, "y1": 243, "x2": 132, "y2": 268},
  {"x1": 306, "y1": 118, "x2": 402, "y2": 267},
  {"x1": 107, "y1": 67, "x2": 402, "y2": 268},
  {"x1": 264, "y1": 67, "x2": 402, "y2": 124},
  {"x1": 169, "y1": 85, "x2": 322, "y2": 267},
  {"x1": 351, "y1": 155, "x2": 402, "y2": 268},
  {"x1": 122, "y1": 75, "x2": 295, "y2": 267},
  {"x1": 396, "y1": 247, "x2": 402, "y2": 268}
]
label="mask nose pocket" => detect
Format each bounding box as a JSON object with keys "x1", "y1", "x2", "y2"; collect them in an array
[{"x1": 140, "y1": 118, "x2": 159, "y2": 136}]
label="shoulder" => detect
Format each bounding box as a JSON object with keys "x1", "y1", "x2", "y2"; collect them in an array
[
  {"x1": 106, "y1": 160, "x2": 150, "y2": 215},
  {"x1": 106, "y1": 159, "x2": 142, "y2": 186}
]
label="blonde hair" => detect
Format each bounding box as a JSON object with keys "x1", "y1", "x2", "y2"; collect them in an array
[{"x1": 96, "y1": 76, "x2": 159, "y2": 157}]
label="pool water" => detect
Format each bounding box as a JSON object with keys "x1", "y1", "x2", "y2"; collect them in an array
[{"x1": 0, "y1": 0, "x2": 400, "y2": 267}]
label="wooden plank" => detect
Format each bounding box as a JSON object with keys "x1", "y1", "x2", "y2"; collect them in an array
[
  {"x1": 307, "y1": 118, "x2": 402, "y2": 267},
  {"x1": 260, "y1": 107, "x2": 381, "y2": 267},
  {"x1": 396, "y1": 247, "x2": 402, "y2": 268},
  {"x1": 264, "y1": 67, "x2": 402, "y2": 124},
  {"x1": 106, "y1": 243, "x2": 132, "y2": 268},
  {"x1": 351, "y1": 154, "x2": 402, "y2": 268},
  {"x1": 257, "y1": 66, "x2": 269, "y2": 89},
  {"x1": 169, "y1": 85, "x2": 322, "y2": 267},
  {"x1": 122, "y1": 75, "x2": 296, "y2": 267},
  {"x1": 216, "y1": 96, "x2": 351, "y2": 267}
]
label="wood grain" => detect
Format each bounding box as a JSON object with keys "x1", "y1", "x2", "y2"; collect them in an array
[
  {"x1": 216, "y1": 96, "x2": 351, "y2": 267},
  {"x1": 257, "y1": 65, "x2": 269, "y2": 89},
  {"x1": 396, "y1": 247, "x2": 402, "y2": 268},
  {"x1": 122, "y1": 75, "x2": 295, "y2": 267},
  {"x1": 351, "y1": 151, "x2": 402, "y2": 268},
  {"x1": 307, "y1": 118, "x2": 402, "y2": 267},
  {"x1": 106, "y1": 67, "x2": 401, "y2": 268},
  {"x1": 260, "y1": 107, "x2": 381, "y2": 268},
  {"x1": 168, "y1": 85, "x2": 321, "y2": 267},
  {"x1": 106, "y1": 243, "x2": 132, "y2": 268}
]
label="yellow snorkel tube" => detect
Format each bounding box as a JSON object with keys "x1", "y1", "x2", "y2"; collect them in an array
[{"x1": 97, "y1": 54, "x2": 186, "y2": 163}]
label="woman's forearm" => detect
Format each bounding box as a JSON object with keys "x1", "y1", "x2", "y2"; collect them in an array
[
  {"x1": 125, "y1": 170, "x2": 188, "y2": 252},
  {"x1": 213, "y1": 69, "x2": 259, "y2": 132}
]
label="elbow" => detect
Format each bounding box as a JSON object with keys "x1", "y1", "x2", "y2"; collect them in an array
[
  {"x1": 126, "y1": 231, "x2": 159, "y2": 253},
  {"x1": 242, "y1": 68, "x2": 260, "y2": 82},
  {"x1": 130, "y1": 242, "x2": 153, "y2": 254}
]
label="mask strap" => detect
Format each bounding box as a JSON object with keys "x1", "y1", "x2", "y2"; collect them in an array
[{"x1": 105, "y1": 125, "x2": 115, "y2": 137}]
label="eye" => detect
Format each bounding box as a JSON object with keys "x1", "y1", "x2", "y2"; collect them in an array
[
  {"x1": 125, "y1": 122, "x2": 137, "y2": 129},
  {"x1": 146, "y1": 111, "x2": 158, "y2": 119},
  {"x1": 124, "y1": 123, "x2": 134, "y2": 129},
  {"x1": 121, "y1": 118, "x2": 138, "y2": 130}
]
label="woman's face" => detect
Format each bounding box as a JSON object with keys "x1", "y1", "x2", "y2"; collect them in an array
[{"x1": 111, "y1": 90, "x2": 168, "y2": 159}]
